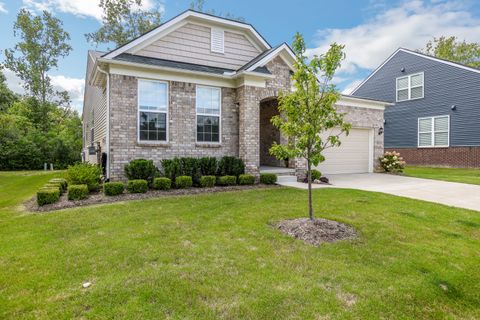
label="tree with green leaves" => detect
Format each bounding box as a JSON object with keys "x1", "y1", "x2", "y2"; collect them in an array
[
  {"x1": 0, "y1": 70, "x2": 18, "y2": 112},
  {"x1": 190, "y1": 0, "x2": 245, "y2": 22},
  {"x1": 270, "y1": 33, "x2": 351, "y2": 220},
  {"x1": 420, "y1": 36, "x2": 480, "y2": 68},
  {"x1": 86, "y1": 0, "x2": 162, "y2": 48},
  {"x1": 3, "y1": 9, "x2": 72, "y2": 106}
]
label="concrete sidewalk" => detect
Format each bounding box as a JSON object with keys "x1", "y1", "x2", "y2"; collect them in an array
[{"x1": 278, "y1": 173, "x2": 480, "y2": 212}]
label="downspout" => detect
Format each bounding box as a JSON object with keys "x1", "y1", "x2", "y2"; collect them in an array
[{"x1": 96, "y1": 66, "x2": 110, "y2": 180}]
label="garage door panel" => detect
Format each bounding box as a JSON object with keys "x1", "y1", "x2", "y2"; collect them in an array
[{"x1": 316, "y1": 128, "x2": 372, "y2": 174}]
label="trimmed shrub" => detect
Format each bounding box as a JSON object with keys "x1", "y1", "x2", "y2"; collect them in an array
[
  {"x1": 260, "y1": 173, "x2": 277, "y2": 184},
  {"x1": 153, "y1": 177, "x2": 171, "y2": 190},
  {"x1": 103, "y1": 182, "x2": 125, "y2": 196},
  {"x1": 200, "y1": 175, "x2": 216, "y2": 188},
  {"x1": 179, "y1": 157, "x2": 201, "y2": 186},
  {"x1": 66, "y1": 163, "x2": 101, "y2": 191},
  {"x1": 217, "y1": 175, "x2": 237, "y2": 186},
  {"x1": 199, "y1": 157, "x2": 218, "y2": 176},
  {"x1": 49, "y1": 178, "x2": 67, "y2": 192},
  {"x1": 124, "y1": 159, "x2": 158, "y2": 183},
  {"x1": 44, "y1": 182, "x2": 63, "y2": 193},
  {"x1": 37, "y1": 188, "x2": 60, "y2": 206},
  {"x1": 311, "y1": 169, "x2": 321, "y2": 181},
  {"x1": 238, "y1": 174, "x2": 255, "y2": 185},
  {"x1": 161, "y1": 158, "x2": 182, "y2": 182},
  {"x1": 68, "y1": 184, "x2": 89, "y2": 201},
  {"x1": 175, "y1": 176, "x2": 193, "y2": 189},
  {"x1": 127, "y1": 179, "x2": 148, "y2": 193},
  {"x1": 217, "y1": 156, "x2": 245, "y2": 177},
  {"x1": 379, "y1": 151, "x2": 406, "y2": 173}
]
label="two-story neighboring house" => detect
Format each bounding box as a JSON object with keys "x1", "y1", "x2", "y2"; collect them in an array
[
  {"x1": 82, "y1": 10, "x2": 389, "y2": 181},
  {"x1": 352, "y1": 48, "x2": 480, "y2": 168}
]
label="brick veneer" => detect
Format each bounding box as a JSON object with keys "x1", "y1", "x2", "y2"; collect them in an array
[{"x1": 385, "y1": 147, "x2": 480, "y2": 168}]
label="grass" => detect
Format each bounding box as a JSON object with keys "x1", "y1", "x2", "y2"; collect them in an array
[
  {"x1": 404, "y1": 166, "x2": 480, "y2": 185},
  {"x1": 0, "y1": 171, "x2": 479, "y2": 319}
]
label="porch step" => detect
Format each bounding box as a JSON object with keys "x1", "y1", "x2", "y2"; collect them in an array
[{"x1": 276, "y1": 175, "x2": 298, "y2": 184}]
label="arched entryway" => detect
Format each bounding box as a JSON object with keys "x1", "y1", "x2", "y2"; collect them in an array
[{"x1": 259, "y1": 97, "x2": 287, "y2": 167}]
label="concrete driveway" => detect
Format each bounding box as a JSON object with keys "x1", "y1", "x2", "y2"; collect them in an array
[{"x1": 279, "y1": 173, "x2": 480, "y2": 211}]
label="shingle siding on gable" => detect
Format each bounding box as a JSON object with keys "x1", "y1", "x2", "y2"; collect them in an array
[{"x1": 353, "y1": 50, "x2": 480, "y2": 148}]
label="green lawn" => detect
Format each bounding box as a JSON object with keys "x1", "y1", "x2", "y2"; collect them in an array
[
  {"x1": 1, "y1": 172, "x2": 479, "y2": 319},
  {"x1": 404, "y1": 166, "x2": 480, "y2": 185}
]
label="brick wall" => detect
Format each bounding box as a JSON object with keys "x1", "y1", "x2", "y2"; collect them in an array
[{"x1": 386, "y1": 147, "x2": 480, "y2": 168}]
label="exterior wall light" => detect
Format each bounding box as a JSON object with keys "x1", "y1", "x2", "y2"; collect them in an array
[
  {"x1": 451, "y1": 105, "x2": 457, "y2": 111},
  {"x1": 378, "y1": 127, "x2": 384, "y2": 135}
]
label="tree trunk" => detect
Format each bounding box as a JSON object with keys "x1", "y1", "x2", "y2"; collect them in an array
[{"x1": 307, "y1": 158, "x2": 314, "y2": 221}]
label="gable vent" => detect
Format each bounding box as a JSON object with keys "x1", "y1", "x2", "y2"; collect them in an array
[{"x1": 211, "y1": 28, "x2": 224, "y2": 53}]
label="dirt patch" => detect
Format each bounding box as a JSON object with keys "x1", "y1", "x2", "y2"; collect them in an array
[
  {"x1": 276, "y1": 218, "x2": 357, "y2": 246},
  {"x1": 26, "y1": 184, "x2": 280, "y2": 213}
]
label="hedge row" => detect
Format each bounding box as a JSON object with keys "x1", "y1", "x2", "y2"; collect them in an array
[{"x1": 37, "y1": 178, "x2": 68, "y2": 206}]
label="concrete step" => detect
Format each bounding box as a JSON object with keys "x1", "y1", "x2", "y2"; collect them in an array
[{"x1": 276, "y1": 175, "x2": 298, "y2": 184}]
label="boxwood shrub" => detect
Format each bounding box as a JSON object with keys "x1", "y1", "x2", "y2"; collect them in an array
[
  {"x1": 175, "y1": 176, "x2": 193, "y2": 189},
  {"x1": 260, "y1": 173, "x2": 277, "y2": 184},
  {"x1": 238, "y1": 174, "x2": 255, "y2": 185},
  {"x1": 124, "y1": 159, "x2": 158, "y2": 183},
  {"x1": 37, "y1": 188, "x2": 60, "y2": 206},
  {"x1": 103, "y1": 182, "x2": 125, "y2": 196},
  {"x1": 43, "y1": 182, "x2": 63, "y2": 193},
  {"x1": 153, "y1": 177, "x2": 171, "y2": 190},
  {"x1": 200, "y1": 175, "x2": 216, "y2": 188},
  {"x1": 217, "y1": 175, "x2": 237, "y2": 186},
  {"x1": 127, "y1": 179, "x2": 148, "y2": 193},
  {"x1": 311, "y1": 169, "x2": 321, "y2": 181},
  {"x1": 68, "y1": 184, "x2": 89, "y2": 201},
  {"x1": 49, "y1": 178, "x2": 67, "y2": 192},
  {"x1": 66, "y1": 163, "x2": 101, "y2": 191}
]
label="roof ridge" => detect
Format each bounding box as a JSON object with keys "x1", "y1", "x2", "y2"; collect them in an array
[{"x1": 398, "y1": 47, "x2": 480, "y2": 71}]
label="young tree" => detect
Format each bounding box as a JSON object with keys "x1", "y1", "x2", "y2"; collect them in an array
[
  {"x1": 3, "y1": 9, "x2": 72, "y2": 106},
  {"x1": 86, "y1": 0, "x2": 162, "y2": 48},
  {"x1": 270, "y1": 33, "x2": 351, "y2": 220},
  {"x1": 420, "y1": 36, "x2": 480, "y2": 68}
]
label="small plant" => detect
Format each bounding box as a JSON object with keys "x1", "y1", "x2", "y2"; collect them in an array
[
  {"x1": 127, "y1": 179, "x2": 148, "y2": 193},
  {"x1": 217, "y1": 175, "x2": 237, "y2": 186},
  {"x1": 37, "y1": 188, "x2": 60, "y2": 206},
  {"x1": 238, "y1": 174, "x2": 255, "y2": 185},
  {"x1": 68, "y1": 184, "x2": 89, "y2": 201},
  {"x1": 200, "y1": 175, "x2": 216, "y2": 188},
  {"x1": 311, "y1": 169, "x2": 321, "y2": 181},
  {"x1": 49, "y1": 178, "x2": 67, "y2": 192},
  {"x1": 153, "y1": 177, "x2": 171, "y2": 190},
  {"x1": 66, "y1": 163, "x2": 101, "y2": 191},
  {"x1": 379, "y1": 151, "x2": 406, "y2": 173},
  {"x1": 124, "y1": 159, "x2": 158, "y2": 183},
  {"x1": 175, "y1": 176, "x2": 193, "y2": 189},
  {"x1": 103, "y1": 182, "x2": 125, "y2": 196},
  {"x1": 260, "y1": 173, "x2": 277, "y2": 185}
]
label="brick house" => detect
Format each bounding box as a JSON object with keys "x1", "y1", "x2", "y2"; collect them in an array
[{"x1": 82, "y1": 10, "x2": 389, "y2": 181}]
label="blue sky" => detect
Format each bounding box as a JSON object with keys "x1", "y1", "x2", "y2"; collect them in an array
[{"x1": 1, "y1": 0, "x2": 480, "y2": 112}]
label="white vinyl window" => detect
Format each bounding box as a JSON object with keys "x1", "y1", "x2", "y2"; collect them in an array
[
  {"x1": 196, "y1": 86, "x2": 221, "y2": 143},
  {"x1": 211, "y1": 28, "x2": 224, "y2": 53},
  {"x1": 418, "y1": 115, "x2": 449, "y2": 147},
  {"x1": 138, "y1": 79, "x2": 168, "y2": 142},
  {"x1": 396, "y1": 72, "x2": 424, "y2": 102}
]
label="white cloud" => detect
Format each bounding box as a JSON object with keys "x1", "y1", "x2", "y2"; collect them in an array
[
  {"x1": 0, "y1": 2, "x2": 7, "y2": 13},
  {"x1": 307, "y1": 0, "x2": 480, "y2": 85},
  {"x1": 341, "y1": 80, "x2": 363, "y2": 95},
  {"x1": 3, "y1": 69, "x2": 24, "y2": 95},
  {"x1": 22, "y1": 0, "x2": 163, "y2": 21}
]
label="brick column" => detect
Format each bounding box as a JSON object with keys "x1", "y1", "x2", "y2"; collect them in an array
[
  {"x1": 237, "y1": 86, "x2": 260, "y2": 177},
  {"x1": 295, "y1": 157, "x2": 307, "y2": 181}
]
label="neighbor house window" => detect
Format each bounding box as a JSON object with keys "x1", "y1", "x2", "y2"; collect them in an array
[
  {"x1": 396, "y1": 72, "x2": 424, "y2": 102},
  {"x1": 196, "y1": 86, "x2": 221, "y2": 143},
  {"x1": 138, "y1": 79, "x2": 168, "y2": 142},
  {"x1": 418, "y1": 115, "x2": 449, "y2": 147}
]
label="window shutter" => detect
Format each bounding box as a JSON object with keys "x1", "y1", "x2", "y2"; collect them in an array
[{"x1": 211, "y1": 28, "x2": 224, "y2": 53}]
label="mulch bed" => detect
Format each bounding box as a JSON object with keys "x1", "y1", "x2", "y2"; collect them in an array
[
  {"x1": 276, "y1": 218, "x2": 357, "y2": 246},
  {"x1": 26, "y1": 184, "x2": 280, "y2": 213}
]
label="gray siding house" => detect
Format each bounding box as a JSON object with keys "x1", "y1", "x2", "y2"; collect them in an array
[
  {"x1": 82, "y1": 10, "x2": 389, "y2": 181},
  {"x1": 352, "y1": 48, "x2": 480, "y2": 167}
]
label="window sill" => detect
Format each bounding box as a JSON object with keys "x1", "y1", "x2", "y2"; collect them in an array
[
  {"x1": 196, "y1": 143, "x2": 222, "y2": 148},
  {"x1": 137, "y1": 141, "x2": 171, "y2": 148},
  {"x1": 417, "y1": 146, "x2": 449, "y2": 149}
]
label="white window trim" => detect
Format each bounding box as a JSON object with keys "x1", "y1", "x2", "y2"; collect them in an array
[
  {"x1": 195, "y1": 85, "x2": 222, "y2": 144},
  {"x1": 210, "y1": 27, "x2": 225, "y2": 54},
  {"x1": 418, "y1": 115, "x2": 450, "y2": 148},
  {"x1": 137, "y1": 79, "x2": 169, "y2": 144},
  {"x1": 396, "y1": 72, "x2": 424, "y2": 102}
]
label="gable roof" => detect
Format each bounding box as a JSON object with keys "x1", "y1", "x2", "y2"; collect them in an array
[
  {"x1": 351, "y1": 48, "x2": 480, "y2": 94},
  {"x1": 102, "y1": 10, "x2": 271, "y2": 60},
  {"x1": 239, "y1": 43, "x2": 296, "y2": 72}
]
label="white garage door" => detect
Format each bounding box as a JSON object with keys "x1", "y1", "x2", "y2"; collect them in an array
[{"x1": 315, "y1": 128, "x2": 373, "y2": 174}]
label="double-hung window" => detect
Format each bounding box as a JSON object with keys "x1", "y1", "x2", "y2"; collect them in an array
[
  {"x1": 396, "y1": 72, "x2": 424, "y2": 102},
  {"x1": 196, "y1": 86, "x2": 221, "y2": 143},
  {"x1": 418, "y1": 115, "x2": 449, "y2": 147},
  {"x1": 138, "y1": 79, "x2": 168, "y2": 142}
]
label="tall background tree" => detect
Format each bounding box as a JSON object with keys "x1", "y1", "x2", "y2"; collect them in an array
[
  {"x1": 420, "y1": 36, "x2": 480, "y2": 68},
  {"x1": 190, "y1": 0, "x2": 245, "y2": 22},
  {"x1": 270, "y1": 33, "x2": 351, "y2": 220},
  {"x1": 85, "y1": 0, "x2": 162, "y2": 48},
  {"x1": 0, "y1": 70, "x2": 18, "y2": 112}
]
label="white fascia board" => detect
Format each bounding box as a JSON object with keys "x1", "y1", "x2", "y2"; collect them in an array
[
  {"x1": 103, "y1": 10, "x2": 270, "y2": 60},
  {"x1": 246, "y1": 43, "x2": 296, "y2": 72},
  {"x1": 337, "y1": 95, "x2": 392, "y2": 110}
]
